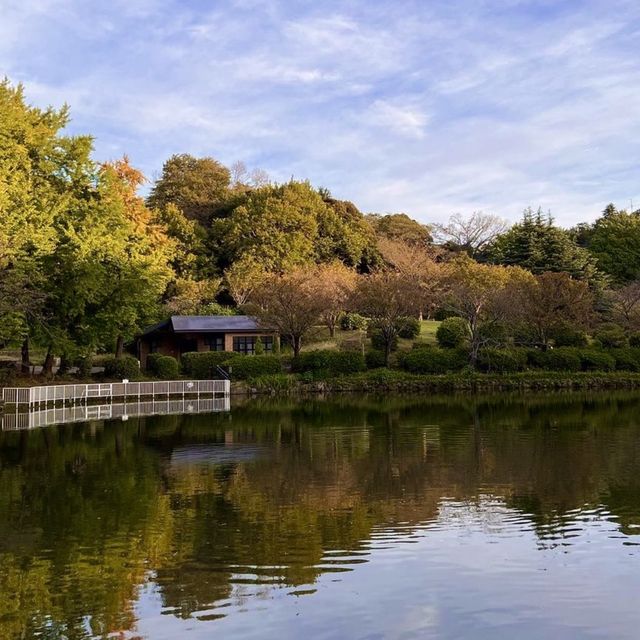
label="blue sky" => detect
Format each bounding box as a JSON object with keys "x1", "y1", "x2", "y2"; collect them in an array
[{"x1": 2, "y1": 0, "x2": 639, "y2": 225}]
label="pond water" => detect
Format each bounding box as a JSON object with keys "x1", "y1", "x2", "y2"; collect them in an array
[{"x1": 2, "y1": 392, "x2": 640, "y2": 639}]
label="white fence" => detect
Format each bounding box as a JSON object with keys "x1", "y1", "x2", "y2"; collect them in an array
[
  {"x1": 1, "y1": 397, "x2": 231, "y2": 431},
  {"x1": 2, "y1": 380, "x2": 230, "y2": 406}
]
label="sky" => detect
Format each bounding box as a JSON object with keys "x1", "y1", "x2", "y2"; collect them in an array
[{"x1": 1, "y1": 0, "x2": 639, "y2": 226}]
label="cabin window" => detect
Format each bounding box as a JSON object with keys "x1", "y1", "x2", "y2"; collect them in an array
[
  {"x1": 205, "y1": 335, "x2": 224, "y2": 351},
  {"x1": 262, "y1": 336, "x2": 274, "y2": 352},
  {"x1": 233, "y1": 336, "x2": 255, "y2": 355}
]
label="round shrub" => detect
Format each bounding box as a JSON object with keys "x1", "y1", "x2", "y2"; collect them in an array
[
  {"x1": 340, "y1": 312, "x2": 368, "y2": 331},
  {"x1": 153, "y1": 355, "x2": 180, "y2": 379},
  {"x1": 146, "y1": 352, "x2": 163, "y2": 372},
  {"x1": 512, "y1": 324, "x2": 539, "y2": 347},
  {"x1": 579, "y1": 349, "x2": 615, "y2": 371},
  {"x1": 436, "y1": 317, "x2": 469, "y2": 349},
  {"x1": 227, "y1": 355, "x2": 283, "y2": 380},
  {"x1": 365, "y1": 349, "x2": 387, "y2": 369},
  {"x1": 370, "y1": 329, "x2": 398, "y2": 353},
  {"x1": 476, "y1": 348, "x2": 527, "y2": 373},
  {"x1": 103, "y1": 355, "x2": 140, "y2": 380},
  {"x1": 182, "y1": 351, "x2": 239, "y2": 378},
  {"x1": 594, "y1": 323, "x2": 628, "y2": 349},
  {"x1": 609, "y1": 348, "x2": 640, "y2": 372},
  {"x1": 396, "y1": 316, "x2": 421, "y2": 339},
  {"x1": 551, "y1": 324, "x2": 588, "y2": 348},
  {"x1": 401, "y1": 347, "x2": 467, "y2": 374}
]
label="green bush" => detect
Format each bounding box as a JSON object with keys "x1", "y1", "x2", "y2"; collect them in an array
[
  {"x1": 476, "y1": 348, "x2": 527, "y2": 373},
  {"x1": 436, "y1": 317, "x2": 469, "y2": 349},
  {"x1": 226, "y1": 355, "x2": 282, "y2": 380},
  {"x1": 527, "y1": 348, "x2": 582, "y2": 372},
  {"x1": 629, "y1": 333, "x2": 640, "y2": 348},
  {"x1": 594, "y1": 323, "x2": 628, "y2": 349},
  {"x1": 340, "y1": 312, "x2": 368, "y2": 331},
  {"x1": 292, "y1": 350, "x2": 366, "y2": 376},
  {"x1": 512, "y1": 323, "x2": 539, "y2": 347},
  {"x1": 153, "y1": 355, "x2": 180, "y2": 379},
  {"x1": 609, "y1": 348, "x2": 640, "y2": 372},
  {"x1": 477, "y1": 322, "x2": 509, "y2": 348},
  {"x1": 182, "y1": 351, "x2": 240, "y2": 378},
  {"x1": 145, "y1": 352, "x2": 163, "y2": 372},
  {"x1": 579, "y1": 349, "x2": 615, "y2": 371},
  {"x1": 370, "y1": 329, "x2": 398, "y2": 353},
  {"x1": 103, "y1": 355, "x2": 140, "y2": 380},
  {"x1": 248, "y1": 373, "x2": 294, "y2": 391},
  {"x1": 396, "y1": 316, "x2": 421, "y2": 339},
  {"x1": 401, "y1": 347, "x2": 467, "y2": 374},
  {"x1": 551, "y1": 323, "x2": 588, "y2": 347},
  {"x1": 365, "y1": 349, "x2": 387, "y2": 369},
  {"x1": 0, "y1": 361, "x2": 16, "y2": 385}
]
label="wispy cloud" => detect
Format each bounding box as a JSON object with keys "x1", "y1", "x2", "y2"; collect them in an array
[{"x1": 1, "y1": 0, "x2": 639, "y2": 225}]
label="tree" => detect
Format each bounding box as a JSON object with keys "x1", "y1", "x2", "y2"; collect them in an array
[
  {"x1": 443, "y1": 256, "x2": 529, "y2": 365},
  {"x1": 146, "y1": 154, "x2": 231, "y2": 223},
  {"x1": 251, "y1": 268, "x2": 327, "y2": 356},
  {"x1": 368, "y1": 213, "x2": 432, "y2": 247},
  {"x1": 607, "y1": 281, "x2": 640, "y2": 331},
  {"x1": 165, "y1": 277, "x2": 222, "y2": 315},
  {"x1": 587, "y1": 207, "x2": 640, "y2": 283},
  {"x1": 224, "y1": 257, "x2": 268, "y2": 307},
  {"x1": 352, "y1": 272, "x2": 422, "y2": 365},
  {"x1": 488, "y1": 208, "x2": 604, "y2": 288},
  {"x1": 433, "y1": 211, "x2": 509, "y2": 256},
  {"x1": 314, "y1": 263, "x2": 357, "y2": 337},
  {"x1": 508, "y1": 272, "x2": 594, "y2": 348},
  {"x1": 376, "y1": 237, "x2": 442, "y2": 320}
]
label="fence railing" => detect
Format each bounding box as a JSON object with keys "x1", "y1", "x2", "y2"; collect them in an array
[
  {"x1": 2, "y1": 379, "x2": 230, "y2": 406},
  {"x1": 1, "y1": 397, "x2": 231, "y2": 430}
]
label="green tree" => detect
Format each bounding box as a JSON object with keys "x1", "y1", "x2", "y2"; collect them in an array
[
  {"x1": 587, "y1": 206, "x2": 640, "y2": 283},
  {"x1": 147, "y1": 153, "x2": 231, "y2": 223},
  {"x1": 489, "y1": 208, "x2": 604, "y2": 288},
  {"x1": 368, "y1": 213, "x2": 432, "y2": 247}
]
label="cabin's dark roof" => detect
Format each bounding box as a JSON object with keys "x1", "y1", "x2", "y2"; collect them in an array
[{"x1": 141, "y1": 315, "x2": 266, "y2": 336}]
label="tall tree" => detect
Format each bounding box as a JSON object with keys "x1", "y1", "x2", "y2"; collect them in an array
[
  {"x1": 314, "y1": 263, "x2": 357, "y2": 338},
  {"x1": 433, "y1": 211, "x2": 509, "y2": 257},
  {"x1": 251, "y1": 268, "x2": 326, "y2": 356},
  {"x1": 224, "y1": 257, "x2": 267, "y2": 307},
  {"x1": 147, "y1": 154, "x2": 231, "y2": 223},
  {"x1": 352, "y1": 271, "x2": 422, "y2": 366},
  {"x1": 508, "y1": 271, "x2": 593, "y2": 347},
  {"x1": 443, "y1": 256, "x2": 530, "y2": 365},
  {"x1": 587, "y1": 207, "x2": 640, "y2": 283},
  {"x1": 488, "y1": 208, "x2": 604, "y2": 288},
  {"x1": 368, "y1": 213, "x2": 432, "y2": 247}
]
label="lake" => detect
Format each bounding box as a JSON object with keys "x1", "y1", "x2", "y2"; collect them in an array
[{"x1": 1, "y1": 392, "x2": 640, "y2": 639}]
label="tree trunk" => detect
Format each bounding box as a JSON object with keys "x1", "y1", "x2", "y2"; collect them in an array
[
  {"x1": 328, "y1": 324, "x2": 336, "y2": 338},
  {"x1": 115, "y1": 335, "x2": 124, "y2": 359},
  {"x1": 42, "y1": 346, "x2": 54, "y2": 377},
  {"x1": 293, "y1": 336, "x2": 302, "y2": 358},
  {"x1": 21, "y1": 338, "x2": 30, "y2": 375}
]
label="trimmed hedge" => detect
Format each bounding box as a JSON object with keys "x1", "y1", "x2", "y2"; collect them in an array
[
  {"x1": 292, "y1": 350, "x2": 366, "y2": 376},
  {"x1": 477, "y1": 348, "x2": 527, "y2": 373},
  {"x1": 609, "y1": 348, "x2": 640, "y2": 372},
  {"x1": 182, "y1": 351, "x2": 239, "y2": 378},
  {"x1": 365, "y1": 349, "x2": 387, "y2": 369},
  {"x1": 579, "y1": 349, "x2": 615, "y2": 371},
  {"x1": 396, "y1": 316, "x2": 421, "y2": 339},
  {"x1": 436, "y1": 317, "x2": 468, "y2": 349},
  {"x1": 227, "y1": 355, "x2": 283, "y2": 380},
  {"x1": 400, "y1": 347, "x2": 467, "y2": 374},
  {"x1": 103, "y1": 355, "x2": 140, "y2": 380},
  {"x1": 527, "y1": 348, "x2": 581, "y2": 372}
]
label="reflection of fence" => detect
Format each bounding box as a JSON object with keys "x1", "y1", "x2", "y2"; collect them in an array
[
  {"x1": 1, "y1": 397, "x2": 231, "y2": 431},
  {"x1": 2, "y1": 380, "x2": 230, "y2": 406}
]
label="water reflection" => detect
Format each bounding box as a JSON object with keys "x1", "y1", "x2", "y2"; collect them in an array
[{"x1": 1, "y1": 392, "x2": 640, "y2": 639}]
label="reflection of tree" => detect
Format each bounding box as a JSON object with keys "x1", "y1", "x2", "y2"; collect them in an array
[{"x1": 2, "y1": 392, "x2": 640, "y2": 636}]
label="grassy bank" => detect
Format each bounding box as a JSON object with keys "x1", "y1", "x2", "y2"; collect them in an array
[{"x1": 243, "y1": 370, "x2": 640, "y2": 394}]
